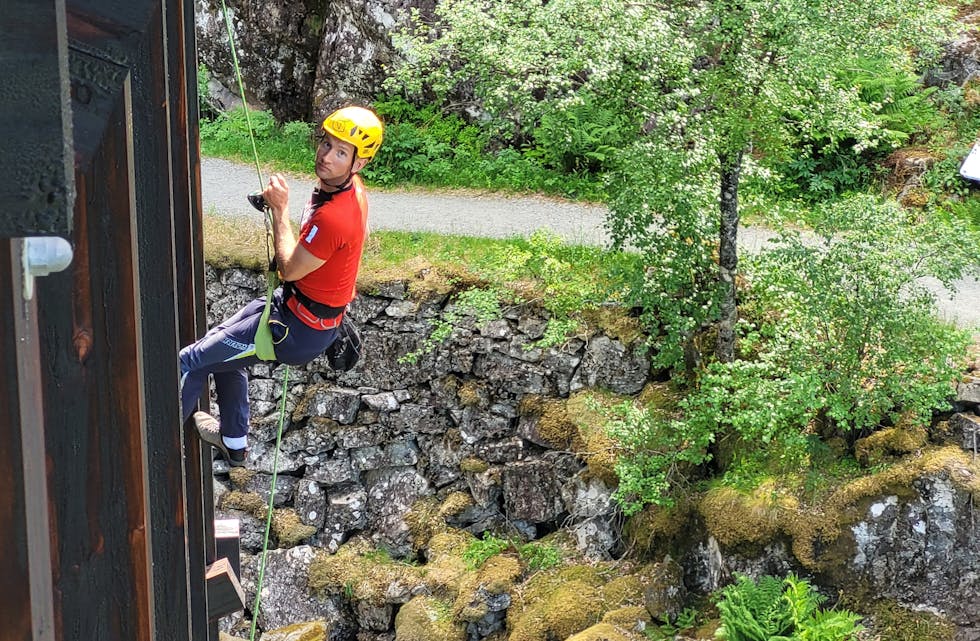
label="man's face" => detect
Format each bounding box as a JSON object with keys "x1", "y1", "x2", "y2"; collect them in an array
[{"x1": 315, "y1": 132, "x2": 364, "y2": 186}]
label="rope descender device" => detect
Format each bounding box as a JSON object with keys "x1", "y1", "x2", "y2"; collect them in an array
[{"x1": 250, "y1": 190, "x2": 280, "y2": 362}]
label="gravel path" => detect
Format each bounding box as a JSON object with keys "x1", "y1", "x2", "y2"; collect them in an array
[{"x1": 202, "y1": 157, "x2": 979, "y2": 329}]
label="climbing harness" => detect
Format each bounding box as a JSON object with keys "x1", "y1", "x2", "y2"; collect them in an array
[{"x1": 218, "y1": 2, "x2": 289, "y2": 639}]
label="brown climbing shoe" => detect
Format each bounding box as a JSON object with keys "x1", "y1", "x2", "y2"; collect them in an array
[{"x1": 192, "y1": 411, "x2": 246, "y2": 467}]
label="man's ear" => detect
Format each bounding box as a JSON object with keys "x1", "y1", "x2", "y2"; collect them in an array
[{"x1": 351, "y1": 157, "x2": 369, "y2": 174}]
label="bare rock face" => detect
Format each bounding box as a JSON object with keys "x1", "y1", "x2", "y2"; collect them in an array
[{"x1": 195, "y1": 0, "x2": 437, "y2": 122}]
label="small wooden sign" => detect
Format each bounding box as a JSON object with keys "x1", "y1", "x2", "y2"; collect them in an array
[{"x1": 205, "y1": 557, "x2": 245, "y2": 621}]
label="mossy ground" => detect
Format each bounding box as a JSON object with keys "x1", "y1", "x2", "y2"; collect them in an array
[{"x1": 854, "y1": 599, "x2": 956, "y2": 641}]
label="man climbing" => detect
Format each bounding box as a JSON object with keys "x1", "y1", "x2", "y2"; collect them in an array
[{"x1": 180, "y1": 106, "x2": 383, "y2": 466}]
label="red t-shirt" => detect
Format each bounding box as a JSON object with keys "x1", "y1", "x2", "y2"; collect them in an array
[{"x1": 294, "y1": 175, "x2": 368, "y2": 307}]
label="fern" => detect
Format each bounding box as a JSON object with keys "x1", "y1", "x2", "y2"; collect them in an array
[{"x1": 715, "y1": 574, "x2": 863, "y2": 641}]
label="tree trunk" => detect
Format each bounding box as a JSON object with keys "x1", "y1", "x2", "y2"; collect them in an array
[{"x1": 716, "y1": 150, "x2": 743, "y2": 362}]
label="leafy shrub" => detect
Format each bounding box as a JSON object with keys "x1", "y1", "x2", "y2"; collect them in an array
[
  {"x1": 745, "y1": 196, "x2": 975, "y2": 434},
  {"x1": 528, "y1": 95, "x2": 635, "y2": 175},
  {"x1": 715, "y1": 574, "x2": 863, "y2": 641},
  {"x1": 607, "y1": 195, "x2": 976, "y2": 513},
  {"x1": 606, "y1": 137, "x2": 723, "y2": 372},
  {"x1": 197, "y1": 64, "x2": 219, "y2": 120},
  {"x1": 605, "y1": 399, "x2": 713, "y2": 514},
  {"x1": 364, "y1": 96, "x2": 606, "y2": 199},
  {"x1": 920, "y1": 142, "x2": 974, "y2": 199},
  {"x1": 935, "y1": 196, "x2": 980, "y2": 232},
  {"x1": 774, "y1": 56, "x2": 947, "y2": 201}
]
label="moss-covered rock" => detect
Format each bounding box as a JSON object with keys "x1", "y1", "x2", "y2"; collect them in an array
[
  {"x1": 459, "y1": 456, "x2": 490, "y2": 474},
  {"x1": 787, "y1": 446, "x2": 980, "y2": 571},
  {"x1": 507, "y1": 565, "x2": 610, "y2": 641},
  {"x1": 622, "y1": 501, "x2": 693, "y2": 560},
  {"x1": 394, "y1": 595, "x2": 466, "y2": 641},
  {"x1": 457, "y1": 379, "x2": 487, "y2": 408},
  {"x1": 641, "y1": 557, "x2": 687, "y2": 623},
  {"x1": 861, "y1": 599, "x2": 955, "y2": 641},
  {"x1": 699, "y1": 483, "x2": 795, "y2": 548},
  {"x1": 600, "y1": 605, "x2": 652, "y2": 631},
  {"x1": 581, "y1": 306, "x2": 644, "y2": 346},
  {"x1": 227, "y1": 466, "x2": 257, "y2": 490},
  {"x1": 307, "y1": 538, "x2": 423, "y2": 604},
  {"x1": 439, "y1": 491, "x2": 474, "y2": 520},
  {"x1": 219, "y1": 490, "x2": 268, "y2": 517},
  {"x1": 453, "y1": 554, "x2": 522, "y2": 622},
  {"x1": 259, "y1": 620, "x2": 328, "y2": 641},
  {"x1": 601, "y1": 574, "x2": 646, "y2": 610},
  {"x1": 272, "y1": 508, "x2": 317, "y2": 548},
  {"x1": 564, "y1": 622, "x2": 641, "y2": 641},
  {"x1": 566, "y1": 390, "x2": 624, "y2": 485},
  {"x1": 854, "y1": 424, "x2": 927, "y2": 467},
  {"x1": 421, "y1": 529, "x2": 473, "y2": 596},
  {"x1": 518, "y1": 395, "x2": 581, "y2": 450},
  {"x1": 404, "y1": 496, "x2": 444, "y2": 552}
]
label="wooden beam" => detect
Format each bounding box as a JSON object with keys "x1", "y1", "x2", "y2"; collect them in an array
[
  {"x1": 37, "y1": 68, "x2": 154, "y2": 641},
  {"x1": 0, "y1": 240, "x2": 56, "y2": 641},
  {"x1": 0, "y1": 0, "x2": 74, "y2": 236}
]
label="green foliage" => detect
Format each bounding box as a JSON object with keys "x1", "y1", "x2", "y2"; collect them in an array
[
  {"x1": 658, "y1": 607, "x2": 701, "y2": 636},
  {"x1": 197, "y1": 64, "x2": 219, "y2": 120},
  {"x1": 462, "y1": 532, "x2": 510, "y2": 570},
  {"x1": 935, "y1": 195, "x2": 980, "y2": 232},
  {"x1": 528, "y1": 95, "x2": 636, "y2": 174},
  {"x1": 364, "y1": 96, "x2": 605, "y2": 199},
  {"x1": 460, "y1": 533, "x2": 561, "y2": 572},
  {"x1": 774, "y1": 56, "x2": 947, "y2": 202},
  {"x1": 200, "y1": 107, "x2": 314, "y2": 174},
  {"x1": 399, "y1": 286, "x2": 502, "y2": 364},
  {"x1": 607, "y1": 196, "x2": 976, "y2": 513},
  {"x1": 715, "y1": 574, "x2": 863, "y2": 641},
  {"x1": 516, "y1": 542, "x2": 562, "y2": 572},
  {"x1": 920, "y1": 142, "x2": 974, "y2": 199},
  {"x1": 607, "y1": 138, "x2": 722, "y2": 371},
  {"x1": 605, "y1": 399, "x2": 713, "y2": 514},
  {"x1": 843, "y1": 58, "x2": 945, "y2": 141},
  {"x1": 745, "y1": 196, "x2": 976, "y2": 433}
]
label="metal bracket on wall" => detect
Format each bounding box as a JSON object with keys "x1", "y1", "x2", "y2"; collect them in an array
[{"x1": 21, "y1": 237, "x2": 73, "y2": 300}]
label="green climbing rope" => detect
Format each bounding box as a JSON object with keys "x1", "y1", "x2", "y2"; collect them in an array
[
  {"x1": 247, "y1": 366, "x2": 290, "y2": 641},
  {"x1": 217, "y1": 2, "x2": 290, "y2": 638},
  {"x1": 219, "y1": 0, "x2": 279, "y2": 363}
]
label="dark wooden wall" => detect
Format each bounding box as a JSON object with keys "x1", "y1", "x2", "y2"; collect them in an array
[{"x1": 0, "y1": 1, "x2": 214, "y2": 639}]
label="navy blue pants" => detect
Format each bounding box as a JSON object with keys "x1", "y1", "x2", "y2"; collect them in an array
[{"x1": 179, "y1": 287, "x2": 338, "y2": 443}]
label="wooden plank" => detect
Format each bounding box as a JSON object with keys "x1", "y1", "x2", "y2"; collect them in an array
[
  {"x1": 127, "y1": 4, "x2": 196, "y2": 640},
  {"x1": 205, "y1": 558, "x2": 246, "y2": 621},
  {"x1": 0, "y1": 0, "x2": 74, "y2": 236},
  {"x1": 166, "y1": 0, "x2": 214, "y2": 638},
  {"x1": 0, "y1": 240, "x2": 56, "y2": 641},
  {"x1": 37, "y1": 68, "x2": 154, "y2": 641}
]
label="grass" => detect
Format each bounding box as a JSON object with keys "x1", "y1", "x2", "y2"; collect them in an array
[{"x1": 202, "y1": 214, "x2": 642, "y2": 347}]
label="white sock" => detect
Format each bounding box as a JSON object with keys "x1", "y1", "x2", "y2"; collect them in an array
[{"x1": 222, "y1": 435, "x2": 247, "y2": 450}]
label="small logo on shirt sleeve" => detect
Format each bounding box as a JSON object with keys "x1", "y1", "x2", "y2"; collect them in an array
[{"x1": 305, "y1": 225, "x2": 319, "y2": 243}]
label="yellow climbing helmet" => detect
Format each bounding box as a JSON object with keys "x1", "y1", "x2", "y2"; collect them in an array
[{"x1": 322, "y1": 106, "x2": 384, "y2": 159}]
